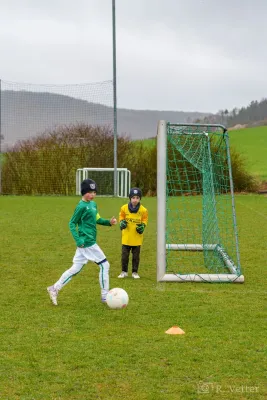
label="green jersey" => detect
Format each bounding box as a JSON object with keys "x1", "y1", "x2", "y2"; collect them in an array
[{"x1": 69, "y1": 200, "x2": 111, "y2": 248}]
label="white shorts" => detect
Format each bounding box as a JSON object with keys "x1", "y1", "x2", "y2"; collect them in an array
[
  {"x1": 54, "y1": 243, "x2": 109, "y2": 295},
  {"x1": 73, "y1": 243, "x2": 106, "y2": 265}
]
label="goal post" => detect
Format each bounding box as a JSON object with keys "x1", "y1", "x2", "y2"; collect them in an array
[
  {"x1": 76, "y1": 168, "x2": 131, "y2": 197},
  {"x1": 157, "y1": 120, "x2": 244, "y2": 283}
]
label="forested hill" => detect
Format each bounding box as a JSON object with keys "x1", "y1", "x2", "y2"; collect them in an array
[
  {"x1": 194, "y1": 98, "x2": 267, "y2": 128},
  {"x1": 0, "y1": 90, "x2": 209, "y2": 148},
  {"x1": 227, "y1": 99, "x2": 267, "y2": 126}
]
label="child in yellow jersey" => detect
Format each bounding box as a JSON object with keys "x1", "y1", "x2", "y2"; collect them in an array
[{"x1": 118, "y1": 188, "x2": 148, "y2": 279}]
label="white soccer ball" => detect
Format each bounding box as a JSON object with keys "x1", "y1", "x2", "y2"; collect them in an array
[{"x1": 106, "y1": 288, "x2": 129, "y2": 309}]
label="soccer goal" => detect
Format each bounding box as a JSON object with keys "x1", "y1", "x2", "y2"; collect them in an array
[
  {"x1": 76, "y1": 168, "x2": 131, "y2": 197},
  {"x1": 157, "y1": 120, "x2": 244, "y2": 283}
]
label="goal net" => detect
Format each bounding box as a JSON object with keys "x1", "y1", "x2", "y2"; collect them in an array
[
  {"x1": 76, "y1": 168, "x2": 131, "y2": 197},
  {"x1": 157, "y1": 121, "x2": 244, "y2": 283}
]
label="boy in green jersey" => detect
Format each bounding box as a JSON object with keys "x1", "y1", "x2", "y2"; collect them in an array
[{"x1": 47, "y1": 179, "x2": 117, "y2": 305}]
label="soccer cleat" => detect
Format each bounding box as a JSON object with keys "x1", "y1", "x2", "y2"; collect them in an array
[
  {"x1": 101, "y1": 297, "x2": 107, "y2": 303},
  {"x1": 118, "y1": 271, "x2": 128, "y2": 278},
  {"x1": 47, "y1": 285, "x2": 58, "y2": 305},
  {"x1": 132, "y1": 272, "x2": 140, "y2": 279}
]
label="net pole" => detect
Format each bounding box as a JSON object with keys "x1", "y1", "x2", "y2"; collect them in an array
[
  {"x1": 225, "y1": 133, "x2": 241, "y2": 272},
  {"x1": 157, "y1": 120, "x2": 167, "y2": 281},
  {"x1": 206, "y1": 135, "x2": 220, "y2": 240},
  {"x1": 0, "y1": 79, "x2": 2, "y2": 195},
  {"x1": 112, "y1": 0, "x2": 118, "y2": 197}
]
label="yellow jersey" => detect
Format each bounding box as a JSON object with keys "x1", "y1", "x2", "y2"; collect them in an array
[{"x1": 119, "y1": 204, "x2": 148, "y2": 246}]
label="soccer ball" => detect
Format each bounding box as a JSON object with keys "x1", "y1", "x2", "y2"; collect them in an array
[{"x1": 106, "y1": 288, "x2": 129, "y2": 309}]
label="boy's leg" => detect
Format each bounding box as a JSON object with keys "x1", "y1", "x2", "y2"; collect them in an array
[
  {"x1": 96, "y1": 259, "x2": 110, "y2": 301},
  {"x1": 86, "y1": 244, "x2": 110, "y2": 301},
  {"x1": 48, "y1": 248, "x2": 87, "y2": 305},
  {"x1": 132, "y1": 246, "x2": 141, "y2": 273},
  {"x1": 121, "y1": 245, "x2": 131, "y2": 273},
  {"x1": 48, "y1": 244, "x2": 110, "y2": 304},
  {"x1": 54, "y1": 248, "x2": 87, "y2": 291}
]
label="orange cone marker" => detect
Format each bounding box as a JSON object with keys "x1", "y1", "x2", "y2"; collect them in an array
[{"x1": 165, "y1": 326, "x2": 185, "y2": 335}]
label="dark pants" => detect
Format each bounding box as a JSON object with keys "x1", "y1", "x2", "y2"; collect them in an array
[{"x1": 121, "y1": 245, "x2": 141, "y2": 273}]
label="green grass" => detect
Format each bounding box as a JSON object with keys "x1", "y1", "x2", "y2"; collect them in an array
[
  {"x1": 229, "y1": 126, "x2": 267, "y2": 181},
  {"x1": 135, "y1": 125, "x2": 267, "y2": 181},
  {"x1": 135, "y1": 138, "x2": 156, "y2": 149},
  {"x1": 0, "y1": 196, "x2": 266, "y2": 400}
]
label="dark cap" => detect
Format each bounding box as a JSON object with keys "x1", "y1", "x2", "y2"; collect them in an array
[
  {"x1": 129, "y1": 187, "x2": 142, "y2": 199},
  {"x1": 81, "y1": 179, "x2": 97, "y2": 195}
]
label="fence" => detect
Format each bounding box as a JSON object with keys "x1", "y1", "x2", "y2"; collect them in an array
[{"x1": 0, "y1": 79, "x2": 113, "y2": 195}]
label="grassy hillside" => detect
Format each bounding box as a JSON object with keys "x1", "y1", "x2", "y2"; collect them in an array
[
  {"x1": 228, "y1": 126, "x2": 267, "y2": 181},
  {"x1": 0, "y1": 196, "x2": 266, "y2": 399},
  {"x1": 135, "y1": 125, "x2": 267, "y2": 181}
]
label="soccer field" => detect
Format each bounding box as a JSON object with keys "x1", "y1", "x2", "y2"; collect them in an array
[{"x1": 0, "y1": 195, "x2": 266, "y2": 400}]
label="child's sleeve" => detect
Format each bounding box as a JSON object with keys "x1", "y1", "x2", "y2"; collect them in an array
[
  {"x1": 69, "y1": 206, "x2": 84, "y2": 247},
  {"x1": 142, "y1": 208, "x2": 148, "y2": 226},
  {"x1": 95, "y1": 204, "x2": 111, "y2": 226},
  {"x1": 96, "y1": 212, "x2": 111, "y2": 226},
  {"x1": 119, "y1": 206, "x2": 126, "y2": 222}
]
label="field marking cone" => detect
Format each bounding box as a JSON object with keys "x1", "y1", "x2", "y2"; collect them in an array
[{"x1": 165, "y1": 326, "x2": 185, "y2": 335}]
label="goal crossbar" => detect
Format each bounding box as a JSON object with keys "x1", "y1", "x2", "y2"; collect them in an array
[{"x1": 76, "y1": 168, "x2": 131, "y2": 197}]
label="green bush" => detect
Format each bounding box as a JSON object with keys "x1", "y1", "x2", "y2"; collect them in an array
[
  {"x1": 1, "y1": 124, "x2": 257, "y2": 195},
  {"x1": 230, "y1": 148, "x2": 258, "y2": 192},
  {"x1": 2, "y1": 124, "x2": 131, "y2": 195}
]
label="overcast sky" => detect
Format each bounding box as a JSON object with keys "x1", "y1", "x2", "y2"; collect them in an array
[{"x1": 1, "y1": 0, "x2": 267, "y2": 113}]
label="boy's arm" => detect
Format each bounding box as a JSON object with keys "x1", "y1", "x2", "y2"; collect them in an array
[
  {"x1": 136, "y1": 208, "x2": 148, "y2": 234},
  {"x1": 142, "y1": 208, "x2": 148, "y2": 226},
  {"x1": 96, "y1": 213, "x2": 112, "y2": 226},
  {"x1": 69, "y1": 206, "x2": 84, "y2": 247},
  {"x1": 119, "y1": 206, "x2": 126, "y2": 222},
  {"x1": 119, "y1": 206, "x2": 127, "y2": 230}
]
